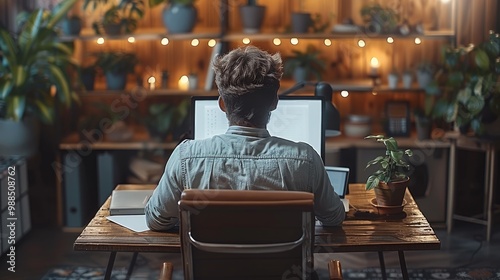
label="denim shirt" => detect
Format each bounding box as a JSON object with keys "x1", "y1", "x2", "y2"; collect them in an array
[{"x1": 145, "y1": 126, "x2": 345, "y2": 231}]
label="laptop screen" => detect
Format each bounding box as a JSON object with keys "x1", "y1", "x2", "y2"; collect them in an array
[
  {"x1": 325, "y1": 166, "x2": 350, "y2": 198},
  {"x1": 191, "y1": 96, "x2": 325, "y2": 160}
]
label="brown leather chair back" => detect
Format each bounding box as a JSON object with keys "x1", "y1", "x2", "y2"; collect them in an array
[{"x1": 179, "y1": 189, "x2": 315, "y2": 280}]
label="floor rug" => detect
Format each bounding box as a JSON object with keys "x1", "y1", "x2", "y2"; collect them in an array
[
  {"x1": 341, "y1": 267, "x2": 500, "y2": 280},
  {"x1": 41, "y1": 266, "x2": 160, "y2": 280},
  {"x1": 42, "y1": 266, "x2": 500, "y2": 280}
]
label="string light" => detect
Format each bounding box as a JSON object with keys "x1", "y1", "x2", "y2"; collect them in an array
[
  {"x1": 208, "y1": 39, "x2": 217, "y2": 47},
  {"x1": 415, "y1": 37, "x2": 422, "y2": 45},
  {"x1": 290, "y1": 38, "x2": 299, "y2": 45},
  {"x1": 127, "y1": 37, "x2": 135, "y2": 43},
  {"x1": 387, "y1": 37, "x2": 394, "y2": 44},
  {"x1": 273, "y1": 38, "x2": 281, "y2": 46},
  {"x1": 358, "y1": 39, "x2": 366, "y2": 48},
  {"x1": 324, "y1": 39, "x2": 332, "y2": 46},
  {"x1": 340, "y1": 90, "x2": 349, "y2": 98},
  {"x1": 161, "y1": 38, "x2": 169, "y2": 45},
  {"x1": 97, "y1": 37, "x2": 104, "y2": 45},
  {"x1": 191, "y1": 39, "x2": 199, "y2": 46},
  {"x1": 242, "y1": 38, "x2": 251, "y2": 45}
]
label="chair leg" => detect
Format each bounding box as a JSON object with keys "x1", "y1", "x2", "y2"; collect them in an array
[
  {"x1": 159, "y1": 262, "x2": 174, "y2": 280},
  {"x1": 328, "y1": 260, "x2": 343, "y2": 280}
]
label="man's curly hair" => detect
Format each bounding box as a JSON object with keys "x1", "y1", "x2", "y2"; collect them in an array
[{"x1": 212, "y1": 46, "x2": 283, "y2": 127}]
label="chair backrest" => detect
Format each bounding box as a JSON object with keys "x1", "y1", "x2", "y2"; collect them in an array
[{"x1": 179, "y1": 189, "x2": 315, "y2": 280}]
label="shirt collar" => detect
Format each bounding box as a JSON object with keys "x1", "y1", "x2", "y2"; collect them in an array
[{"x1": 226, "y1": 126, "x2": 271, "y2": 138}]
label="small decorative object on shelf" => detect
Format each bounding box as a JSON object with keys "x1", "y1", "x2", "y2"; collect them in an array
[
  {"x1": 364, "y1": 135, "x2": 413, "y2": 210},
  {"x1": 388, "y1": 69, "x2": 399, "y2": 89},
  {"x1": 239, "y1": 0, "x2": 266, "y2": 34},
  {"x1": 149, "y1": 0, "x2": 198, "y2": 34}
]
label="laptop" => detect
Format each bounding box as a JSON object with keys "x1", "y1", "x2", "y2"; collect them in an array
[
  {"x1": 325, "y1": 166, "x2": 350, "y2": 212},
  {"x1": 109, "y1": 190, "x2": 154, "y2": 215}
]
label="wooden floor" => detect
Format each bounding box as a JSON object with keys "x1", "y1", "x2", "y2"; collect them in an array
[{"x1": 1, "y1": 221, "x2": 499, "y2": 280}]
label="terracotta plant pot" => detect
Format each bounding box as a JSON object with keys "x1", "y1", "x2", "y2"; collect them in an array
[{"x1": 374, "y1": 177, "x2": 409, "y2": 206}]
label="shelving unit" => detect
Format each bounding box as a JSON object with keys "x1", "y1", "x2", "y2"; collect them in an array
[{"x1": 56, "y1": 0, "x2": 457, "y2": 227}]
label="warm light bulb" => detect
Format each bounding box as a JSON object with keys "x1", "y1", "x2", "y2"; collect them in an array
[
  {"x1": 208, "y1": 39, "x2": 217, "y2": 47},
  {"x1": 161, "y1": 38, "x2": 169, "y2": 45},
  {"x1": 340, "y1": 90, "x2": 349, "y2": 98},
  {"x1": 191, "y1": 39, "x2": 199, "y2": 46},
  {"x1": 273, "y1": 38, "x2": 281, "y2": 46},
  {"x1": 358, "y1": 39, "x2": 366, "y2": 48},
  {"x1": 128, "y1": 37, "x2": 135, "y2": 43},
  {"x1": 148, "y1": 76, "x2": 156, "y2": 90},
  {"x1": 290, "y1": 38, "x2": 299, "y2": 45},
  {"x1": 370, "y1": 57, "x2": 380, "y2": 75},
  {"x1": 324, "y1": 39, "x2": 332, "y2": 46},
  {"x1": 97, "y1": 37, "x2": 105, "y2": 45},
  {"x1": 387, "y1": 37, "x2": 394, "y2": 44},
  {"x1": 415, "y1": 37, "x2": 422, "y2": 45},
  {"x1": 178, "y1": 75, "x2": 189, "y2": 91}
]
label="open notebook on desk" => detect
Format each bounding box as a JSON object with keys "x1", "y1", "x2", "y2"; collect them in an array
[{"x1": 107, "y1": 189, "x2": 154, "y2": 232}]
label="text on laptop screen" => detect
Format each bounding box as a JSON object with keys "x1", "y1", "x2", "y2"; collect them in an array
[{"x1": 191, "y1": 96, "x2": 324, "y2": 159}]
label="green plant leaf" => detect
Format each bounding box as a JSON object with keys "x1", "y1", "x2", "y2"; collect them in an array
[
  {"x1": 466, "y1": 95, "x2": 485, "y2": 115},
  {"x1": 365, "y1": 175, "x2": 380, "y2": 190},
  {"x1": 474, "y1": 49, "x2": 490, "y2": 71}
]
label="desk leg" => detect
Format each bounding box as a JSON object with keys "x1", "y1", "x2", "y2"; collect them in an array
[
  {"x1": 105, "y1": 251, "x2": 117, "y2": 280},
  {"x1": 486, "y1": 145, "x2": 496, "y2": 242},
  {"x1": 126, "y1": 252, "x2": 139, "y2": 279},
  {"x1": 377, "y1": 251, "x2": 387, "y2": 280},
  {"x1": 447, "y1": 140, "x2": 457, "y2": 234},
  {"x1": 398, "y1": 251, "x2": 409, "y2": 280}
]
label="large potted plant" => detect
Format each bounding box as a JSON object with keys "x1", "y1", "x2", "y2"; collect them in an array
[
  {"x1": 83, "y1": 0, "x2": 145, "y2": 35},
  {"x1": 149, "y1": 0, "x2": 197, "y2": 34},
  {"x1": 284, "y1": 45, "x2": 325, "y2": 82},
  {"x1": 427, "y1": 30, "x2": 500, "y2": 136},
  {"x1": 364, "y1": 135, "x2": 413, "y2": 207},
  {"x1": 95, "y1": 51, "x2": 138, "y2": 90},
  {"x1": 0, "y1": 0, "x2": 79, "y2": 156}
]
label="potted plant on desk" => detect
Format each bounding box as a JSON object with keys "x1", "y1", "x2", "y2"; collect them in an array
[{"x1": 364, "y1": 135, "x2": 413, "y2": 208}]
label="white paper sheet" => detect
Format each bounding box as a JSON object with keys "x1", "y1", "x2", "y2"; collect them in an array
[{"x1": 106, "y1": 215, "x2": 149, "y2": 232}]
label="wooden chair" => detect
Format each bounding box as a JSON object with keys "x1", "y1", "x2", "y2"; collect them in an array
[{"x1": 159, "y1": 189, "x2": 343, "y2": 280}]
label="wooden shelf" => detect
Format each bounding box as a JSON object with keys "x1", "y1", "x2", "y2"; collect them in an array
[
  {"x1": 77, "y1": 88, "x2": 218, "y2": 97},
  {"x1": 59, "y1": 28, "x2": 455, "y2": 42},
  {"x1": 59, "y1": 27, "x2": 221, "y2": 42}
]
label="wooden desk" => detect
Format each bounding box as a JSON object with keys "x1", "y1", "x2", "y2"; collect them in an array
[{"x1": 74, "y1": 184, "x2": 440, "y2": 280}]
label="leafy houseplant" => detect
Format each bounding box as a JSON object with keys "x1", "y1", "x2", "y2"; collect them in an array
[
  {"x1": 364, "y1": 135, "x2": 413, "y2": 207},
  {"x1": 149, "y1": 0, "x2": 198, "y2": 34},
  {"x1": 141, "y1": 98, "x2": 190, "y2": 141},
  {"x1": 83, "y1": 0, "x2": 145, "y2": 35},
  {"x1": 427, "y1": 31, "x2": 500, "y2": 136},
  {"x1": 95, "y1": 51, "x2": 138, "y2": 90},
  {"x1": 0, "y1": 0, "x2": 79, "y2": 156},
  {"x1": 284, "y1": 45, "x2": 326, "y2": 82},
  {"x1": 360, "y1": 3, "x2": 399, "y2": 34}
]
